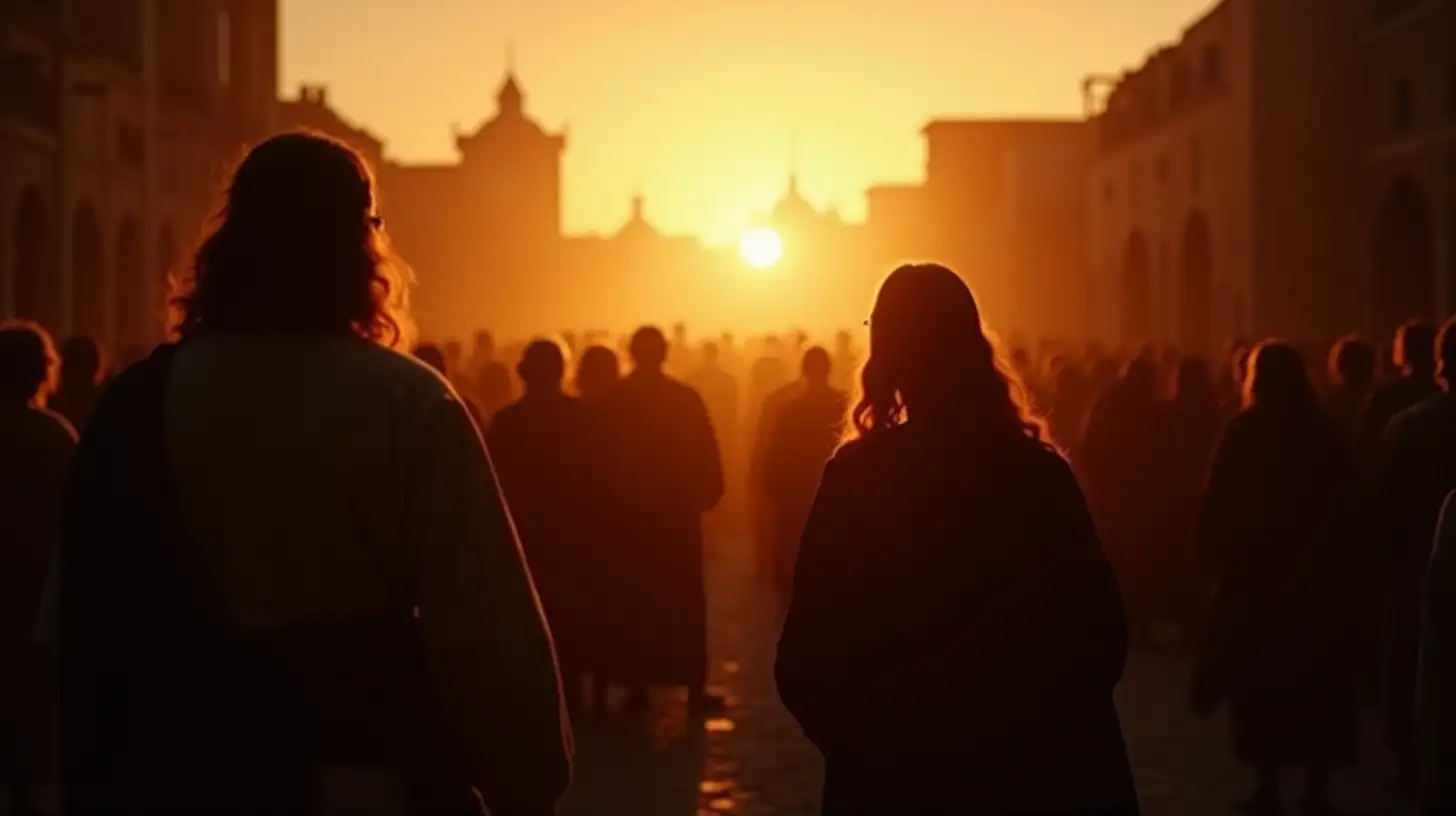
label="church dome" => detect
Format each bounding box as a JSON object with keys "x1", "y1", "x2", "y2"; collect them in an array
[{"x1": 772, "y1": 174, "x2": 817, "y2": 224}]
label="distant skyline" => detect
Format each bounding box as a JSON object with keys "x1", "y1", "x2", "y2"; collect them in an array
[{"x1": 281, "y1": 0, "x2": 1219, "y2": 243}]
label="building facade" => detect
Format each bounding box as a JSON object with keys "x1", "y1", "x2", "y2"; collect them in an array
[
  {"x1": 1087, "y1": 0, "x2": 1454, "y2": 354},
  {"x1": 1, "y1": 0, "x2": 278, "y2": 357}
]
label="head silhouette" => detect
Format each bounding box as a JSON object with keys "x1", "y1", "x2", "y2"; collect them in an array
[
  {"x1": 1244, "y1": 340, "x2": 1315, "y2": 410},
  {"x1": 575, "y1": 344, "x2": 620, "y2": 399},
  {"x1": 629, "y1": 326, "x2": 668, "y2": 372},
  {"x1": 474, "y1": 330, "x2": 496, "y2": 359},
  {"x1": 169, "y1": 131, "x2": 411, "y2": 346},
  {"x1": 1327, "y1": 335, "x2": 1376, "y2": 390},
  {"x1": 59, "y1": 335, "x2": 104, "y2": 386},
  {"x1": 0, "y1": 320, "x2": 59, "y2": 405},
  {"x1": 701, "y1": 341, "x2": 721, "y2": 367},
  {"x1": 413, "y1": 342, "x2": 448, "y2": 376},
  {"x1": 1437, "y1": 315, "x2": 1456, "y2": 389},
  {"x1": 518, "y1": 339, "x2": 567, "y2": 394},
  {"x1": 801, "y1": 345, "x2": 832, "y2": 386},
  {"x1": 851, "y1": 263, "x2": 1043, "y2": 443},
  {"x1": 1121, "y1": 357, "x2": 1160, "y2": 401},
  {"x1": 1173, "y1": 356, "x2": 1216, "y2": 404},
  {"x1": 1394, "y1": 319, "x2": 1437, "y2": 375}
]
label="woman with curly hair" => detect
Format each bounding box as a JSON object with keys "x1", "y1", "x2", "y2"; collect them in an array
[
  {"x1": 775, "y1": 263, "x2": 1136, "y2": 813},
  {"x1": 58, "y1": 132, "x2": 569, "y2": 814}
]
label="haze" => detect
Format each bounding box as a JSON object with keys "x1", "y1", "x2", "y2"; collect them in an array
[{"x1": 281, "y1": 0, "x2": 1219, "y2": 243}]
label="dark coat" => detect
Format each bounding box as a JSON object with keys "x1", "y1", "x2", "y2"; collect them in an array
[
  {"x1": 776, "y1": 426, "x2": 1138, "y2": 812},
  {"x1": 599, "y1": 370, "x2": 723, "y2": 686},
  {"x1": 486, "y1": 391, "x2": 613, "y2": 676},
  {"x1": 1194, "y1": 405, "x2": 1365, "y2": 767}
]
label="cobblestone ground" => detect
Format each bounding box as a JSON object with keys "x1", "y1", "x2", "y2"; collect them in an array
[{"x1": 564, "y1": 539, "x2": 1410, "y2": 816}]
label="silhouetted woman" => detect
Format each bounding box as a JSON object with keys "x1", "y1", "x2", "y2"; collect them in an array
[
  {"x1": 58, "y1": 132, "x2": 570, "y2": 813},
  {"x1": 1192, "y1": 341, "x2": 1363, "y2": 815},
  {"x1": 48, "y1": 336, "x2": 106, "y2": 433},
  {"x1": 573, "y1": 344, "x2": 621, "y2": 403},
  {"x1": 1324, "y1": 335, "x2": 1376, "y2": 444},
  {"x1": 0, "y1": 321, "x2": 76, "y2": 816},
  {"x1": 775, "y1": 263, "x2": 1137, "y2": 813}
]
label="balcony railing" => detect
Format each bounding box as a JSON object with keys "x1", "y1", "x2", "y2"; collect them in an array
[{"x1": 0, "y1": 58, "x2": 60, "y2": 133}]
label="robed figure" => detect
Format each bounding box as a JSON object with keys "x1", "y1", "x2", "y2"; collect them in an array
[
  {"x1": 1192, "y1": 342, "x2": 1364, "y2": 813},
  {"x1": 601, "y1": 327, "x2": 724, "y2": 712},
  {"x1": 486, "y1": 340, "x2": 615, "y2": 718},
  {"x1": 759, "y1": 347, "x2": 846, "y2": 609}
]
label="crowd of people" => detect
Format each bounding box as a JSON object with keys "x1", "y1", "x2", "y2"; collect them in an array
[{"x1": 3, "y1": 130, "x2": 1456, "y2": 814}]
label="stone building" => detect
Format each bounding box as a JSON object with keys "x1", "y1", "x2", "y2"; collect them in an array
[
  {"x1": 1, "y1": 0, "x2": 278, "y2": 357},
  {"x1": 1363, "y1": 0, "x2": 1455, "y2": 341},
  {"x1": 1086, "y1": 0, "x2": 1456, "y2": 354}
]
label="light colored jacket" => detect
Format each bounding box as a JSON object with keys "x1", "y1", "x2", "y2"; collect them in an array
[{"x1": 163, "y1": 333, "x2": 571, "y2": 810}]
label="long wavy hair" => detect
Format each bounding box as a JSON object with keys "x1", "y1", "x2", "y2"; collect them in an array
[
  {"x1": 845, "y1": 263, "x2": 1046, "y2": 446},
  {"x1": 1242, "y1": 340, "x2": 1317, "y2": 411},
  {"x1": 167, "y1": 131, "x2": 413, "y2": 347}
]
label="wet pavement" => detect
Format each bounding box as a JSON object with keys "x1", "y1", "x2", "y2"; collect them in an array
[{"x1": 563, "y1": 538, "x2": 1409, "y2": 816}]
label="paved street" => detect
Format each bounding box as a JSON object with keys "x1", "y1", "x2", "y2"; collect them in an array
[{"x1": 564, "y1": 539, "x2": 1409, "y2": 816}]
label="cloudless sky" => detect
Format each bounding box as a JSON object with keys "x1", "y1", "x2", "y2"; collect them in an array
[{"x1": 281, "y1": 0, "x2": 1218, "y2": 243}]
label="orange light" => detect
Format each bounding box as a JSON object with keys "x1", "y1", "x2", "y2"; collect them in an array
[{"x1": 738, "y1": 227, "x2": 783, "y2": 269}]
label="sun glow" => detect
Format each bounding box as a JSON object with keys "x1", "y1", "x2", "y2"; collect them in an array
[{"x1": 738, "y1": 227, "x2": 783, "y2": 269}]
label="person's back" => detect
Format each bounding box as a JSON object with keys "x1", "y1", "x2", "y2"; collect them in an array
[
  {"x1": 58, "y1": 132, "x2": 570, "y2": 814},
  {"x1": 775, "y1": 265, "x2": 1135, "y2": 812}
]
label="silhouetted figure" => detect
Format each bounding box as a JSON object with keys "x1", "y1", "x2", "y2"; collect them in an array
[
  {"x1": 1161, "y1": 356, "x2": 1224, "y2": 641},
  {"x1": 1047, "y1": 360, "x2": 1090, "y2": 454},
  {"x1": 600, "y1": 326, "x2": 724, "y2": 715},
  {"x1": 58, "y1": 133, "x2": 570, "y2": 812},
  {"x1": 830, "y1": 329, "x2": 858, "y2": 393},
  {"x1": 1078, "y1": 356, "x2": 1168, "y2": 642},
  {"x1": 1359, "y1": 320, "x2": 1439, "y2": 467},
  {"x1": 0, "y1": 321, "x2": 75, "y2": 816},
  {"x1": 776, "y1": 264, "x2": 1136, "y2": 813},
  {"x1": 688, "y1": 341, "x2": 740, "y2": 465},
  {"x1": 760, "y1": 347, "x2": 846, "y2": 612},
  {"x1": 1419, "y1": 489, "x2": 1456, "y2": 812},
  {"x1": 49, "y1": 336, "x2": 107, "y2": 433},
  {"x1": 1371, "y1": 316, "x2": 1456, "y2": 798},
  {"x1": 573, "y1": 344, "x2": 620, "y2": 403},
  {"x1": 414, "y1": 342, "x2": 486, "y2": 429},
  {"x1": 1192, "y1": 342, "x2": 1363, "y2": 815},
  {"x1": 1326, "y1": 335, "x2": 1377, "y2": 444},
  {"x1": 487, "y1": 340, "x2": 614, "y2": 720}
]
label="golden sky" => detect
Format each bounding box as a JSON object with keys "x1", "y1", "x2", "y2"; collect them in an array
[{"x1": 281, "y1": 0, "x2": 1218, "y2": 245}]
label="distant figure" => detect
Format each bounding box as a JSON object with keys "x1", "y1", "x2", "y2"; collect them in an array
[
  {"x1": 58, "y1": 132, "x2": 570, "y2": 812},
  {"x1": 413, "y1": 342, "x2": 486, "y2": 430},
  {"x1": 830, "y1": 329, "x2": 858, "y2": 393},
  {"x1": 1325, "y1": 335, "x2": 1377, "y2": 444},
  {"x1": 573, "y1": 344, "x2": 620, "y2": 403},
  {"x1": 1160, "y1": 356, "x2": 1224, "y2": 640},
  {"x1": 1192, "y1": 341, "x2": 1363, "y2": 814},
  {"x1": 1359, "y1": 319, "x2": 1439, "y2": 466},
  {"x1": 487, "y1": 339, "x2": 614, "y2": 720},
  {"x1": 1047, "y1": 360, "x2": 1090, "y2": 455},
  {"x1": 600, "y1": 326, "x2": 724, "y2": 715},
  {"x1": 1419, "y1": 490, "x2": 1456, "y2": 812},
  {"x1": 759, "y1": 346, "x2": 846, "y2": 611},
  {"x1": 688, "y1": 341, "x2": 740, "y2": 463},
  {"x1": 1372, "y1": 315, "x2": 1456, "y2": 798},
  {"x1": 1078, "y1": 356, "x2": 1168, "y2": 643},
  {"x1": 49, "y1": 336, "x2": 107, "y2": 433},
  {"x1": 0, "y1": 321, "x2": 76, "y2": 816},
  {"x1": 776, "y1": 264, "x2": 1137, "y2": 812}
]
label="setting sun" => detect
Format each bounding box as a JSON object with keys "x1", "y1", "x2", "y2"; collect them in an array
[{"x1": 739, "y1": 227, "x2": 784, "y2": 269}]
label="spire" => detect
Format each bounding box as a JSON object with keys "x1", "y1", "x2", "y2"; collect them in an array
[
  {"x1": 631, "y1": 189, "x2": 645, "y2": 222},
  {"x1": 496, "y1": 39, "x2": 523, "y2": 115},
  {"x1": 787, "y1": 131, "x2": 800, "y2": 196}
]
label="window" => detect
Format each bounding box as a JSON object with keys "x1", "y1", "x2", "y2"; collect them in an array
[
  {"x1": 216, "y1": 9, "x2": 232, "y2": 88},
  {"x1": 1189, "y1": 137, "x2": 1202, "y2": 193},
  {"x1": 1394, "y1": 77, "x2": 1413, "y2": 132},
  {"x1": 1171, "y1": 60, "x2": 1192, "y2": 107}
]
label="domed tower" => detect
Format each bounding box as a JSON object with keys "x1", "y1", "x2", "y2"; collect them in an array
[{"x1": 455, "y1": 66, "x2": 567, "y2": 245}]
